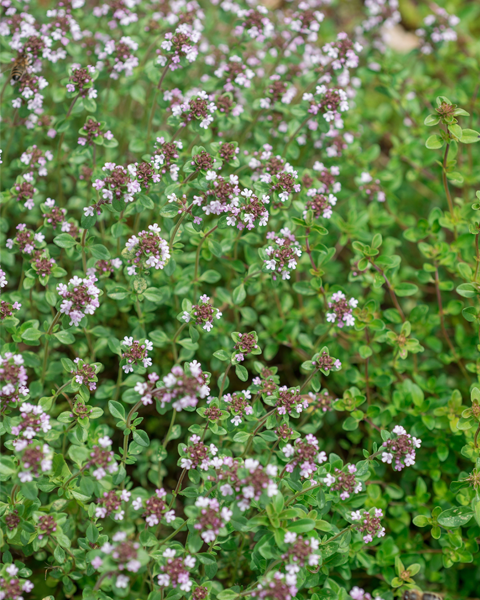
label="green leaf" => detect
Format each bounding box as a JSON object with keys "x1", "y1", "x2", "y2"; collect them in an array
[
  {"x1": 425, "y1": 134, "x2": 444, "y2": 149},
  {"x1": 133, "y1": 430, "x2": 150, "y2": 447},
  {"x1": 292, "y1": 281, "x2": 316, "y2": 295},
  {"x1": 108, "y1": 400, "x2": 126, "y2": 421},
  {"x1": 235, "y1": 364, "x2": 248, "y2": 381},
  {"x1": 53, "y1": 233, "x2": 77, "y2": 248},
  {"x1": 413, "y1": 515, "x2": 430, "y2": 527},
  {"x1": 200, "y1": 269, "x2": 221, "y2": 283},
  {"x1": 21, "y1": 327, "x2": 42, "y2": 342},
  {"x1": 460, "y1": 129, "x2": 480, "y2": 144},
  {"x1": 90, "y1": 244, "x2": 110, "y2": 260},
  {"x1": 232, "y1": 284, "x2": 246, "y2": 305},
  {"x1": 437, "y1": 506, "x2": 473, "y2": 528},
  {"x1": 394, "y1": 283, "x2": 418, "y2": 297},
  {"x1": 54, "y1": 330, "x2": 75, "y2": 344}
]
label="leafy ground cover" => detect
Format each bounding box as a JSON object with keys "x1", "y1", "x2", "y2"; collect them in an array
[{"x1": 1, "y1": 1, "x2": 480, "y2": 599}]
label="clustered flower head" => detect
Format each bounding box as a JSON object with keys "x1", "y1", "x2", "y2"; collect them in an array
[
  {"x1": 10, "y1": 403, "x2": 51, "y2": 451},
  {"x1": 282, "y1": 533, "x2": 320, "y2": 567},
  {"x1": 0, "y1": 353, "x2": 29, "y2": 412},
  {"x1": 132, "y1": 488, "x2": 175, "y2": 527},
  {"x1": 93, "y1": 531, "x2": 142, "y2": 588},
  {"x1": 0, "y1": 564, "x2": 34, "y2": 600},
  {"x1": 283, "y1": 434, "x2": 327, "y2": 479},
  {"x1": 96, "y1": 36, "x2": 139, "y2": 79},
  {"x1": 193, "y1": 496, "x2": 232, "y2": 543},
  {"x1": 42, "y1": 198, "x2": 68, "y2": 230},
  {"x1": 223, "y1": 390, "x2": 253, "y2": 425},
  {"x1": 71, "y1": 358, "x2": 98, "y2": 391},
  {"x1": 171, "y1": 91, "x2": 217, "y2": 129},
  {"x1": 6, "y1": 224, "x2": 44, "y2": 254},
  {"x1": 121, "y1": 337, "x2": 153, "y2": 373},
  {"x1": 150, "y1": 360, "x2": 210, "y2": 411},
  {"x1": 57, "y1": 275, "x2": 101, "y2": 326},
  {"x1": 182, "y1": 295, "x2": 222, "y2": 332},
  {"x1": 157, "y1": 23, "x2": 202, "y2": 70},
  {"x1": 304, "y1": 188, "x2": 337, "y2": 220},
  {"x1": 381, "y1": 425, "x2": 422, "y2": 471},
  {"x1": 275, "y1": 386, "x2": 308, "y2": 416},
  {"x1": 324, "y1": 464, "x2": 362, "y2": 499},
  {"x1": 95, "y1": 489, "x2": 131, "y2": 521},
  {"x1": 359, "y1": 172, "x2": 385, "y2": 202},
  {"x1": 326, "y1": 291, "x2": 358, "y2": 327},
  {"x1": 0, "y1": 299, "x2": 21, "y2": 321},
  {"x1": 225, "y1": 188, "x2": 269, "y2": 231},
  {"x1": 157, "y1": 549, "x2": 196, "y2": 592},
  {"x1": 232, "y1": 331, "x2": 261, "y2": 363},
  {"x1": 235, "y1": 459, "x2": 278, "y2": 511},
  {"x1": 180, "y1": 435, "x2": 219, "y2": 471},
  {"x1": 311, "y1": 350, "x2": 342, "y2": 373},
  {"x1": 351, "y1": 508, "x2": 385, "y2": 543},
  {"x1": 17, "y1": 443, "x2": 53, "y2": 482},
  {"x1": 264, "y1": 228, "x2": 302, "y2": 281},
  {"x1": 251, "y1": 570, "x2": 298, "y2": 600},
  {"x1": 123, "y1": 224, "x2": 170, "y2": 275},
  {"x1": 417, "y1": 4, "x2": 460, "y2": 55},
  {"x1": 87, "y1": 436, "x2": 119, "y2": 480}
]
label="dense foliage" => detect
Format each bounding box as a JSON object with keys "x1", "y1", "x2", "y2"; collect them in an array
[{"x1": 1, "y1": 1, "x2": 480, "y2": 599}]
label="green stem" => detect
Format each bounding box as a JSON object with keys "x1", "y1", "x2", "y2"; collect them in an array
[
  {"x1": 81, "y1": 228, "x2": 88, "y2": 273},
  {"x1": 63, "y1": 464, "x2": 88, "y2": 488},
  {"x1": 218, "y1": 362, "x2": 231, "y2": 401},
  {"x1": 242, "y1": 409, "x2": 276, "y2": 457},
  {"x1": 56, "y1": 93, "x2": 81, "y2": 163},
  {"x1": 157, "y1": 521, "x2": 187, "y2": 548},
  {"x1": 162, "y1": 409, "x2": 177, "y2": 448},
  {"x1": 168, "y1": 468, "x2": 187, "y2": 509},
  {"x1": 121, "y1": 400, "x2": 143, "y2": 466},
  {"x1": 113, "y1": 367, "x2": 123, "y2": 402},
  {"x1": 282, "y1": 114, "x2": 310, "y2": 157},
  {"x1": 147, "y1": 60, "x2": 171, "y2": 140},
  {"x1": 171, "y1": 322, "x2": 187, "y2": 363},
  {"x1": 193, "y1": 225, "x2": 219, "y2": 296}
]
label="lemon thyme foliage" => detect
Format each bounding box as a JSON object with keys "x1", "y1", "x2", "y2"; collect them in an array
[{"x1": 1, "y1": 1, "x2": 480, "y2": 600}]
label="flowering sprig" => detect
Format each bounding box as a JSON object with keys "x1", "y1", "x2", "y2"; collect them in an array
[
  {"x1": 263, "y1": 228, "x2": 302, "y2": 281},
  {"x1": 381, "y1": 426, "x2": 422, "y2": 471},
  {"x1": 57, "y1": 275, "x2": 101, "y2": 326},
  {"x1": 182, "y1": 295, "x2": 222, "y2": 332},
  {"x1": 326, "y1": 291, "x2": 358, "y2": 328},
  {"x1": 123, "y1": 224, "x2": 170, "y2": 275},
  {"x1": 121, "y1": 337, "x2": 153, "y2": 373}
]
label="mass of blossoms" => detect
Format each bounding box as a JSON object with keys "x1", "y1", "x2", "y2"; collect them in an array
[{"x1": 0, "y1": 0, "x2": 477, "y2": 599}]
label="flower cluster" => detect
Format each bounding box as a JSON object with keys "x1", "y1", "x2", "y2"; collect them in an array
[
  {"x1": 57, "y1": 275, "x2": 101, "y2": 326},
  {"x1": 0, "y1": 353, "x2": 29, "y2": 411},
  {"x1": 121, "y1": 338, "x2": 153, "y2": 373},
  {"x1": 10, "y1": 403, "x2": 51, "y2": 450},
  {"x1": 157, "y1": 549, "x2": 196, "y2": 592},
  {"x1": 193, "y1": 497, "x2": 232, "y2": 543},
  {"x1": 123, "y1": 224, "x2": 170, "y2": 274},
  {"x1": 381, "y1": 426, "x2": 422, "y2": 471},
  {"x1": 223, "y1": 390, "x2": 253, "y2": 425},
  {"x1": 70, "y1": 358, "x2": 98, "y2": 391},
  {"x1": 182, "y1": 295, "x2": 222, "y2": 332},
  {"x1": 326, "y1": 291, "x2": 358, "y2": 328},
  {"x1": 264, "y1": 229, "x2": 302, "y2": 281},
  {"x1": 133, "y1": 488, "x2": 175, "y2": 527},
  {"x1": 150, "y1": 361, "x2": 210, "y2": 411},
  {"x1": 87, "y1": 436, "x2": 119, "y2": 480},
  {"x1": 180, "y1": 436, "x2": 219, "y2": 471},
  {"x1": 324, "y1": 464, "x2": 362, "y2": 500},
  {"x1": 351, "y1": 508, "x2": 385, "y2": 543},
  {"x1": 417, "y1": 5, "x2": 460, "y2": 55},
  {"x1": 283, "y1": 435, "x2": 327, "y2": 479}
]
